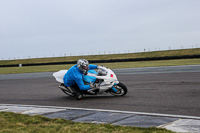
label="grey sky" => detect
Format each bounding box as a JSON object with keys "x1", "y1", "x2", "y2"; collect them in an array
[{"x1": 0, "y1": 0, "x2": 200, "y2": 59}]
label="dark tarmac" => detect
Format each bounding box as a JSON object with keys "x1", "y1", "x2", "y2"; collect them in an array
[{"x1": 0, "y1": 65, "x2": 200, "y2": 117}]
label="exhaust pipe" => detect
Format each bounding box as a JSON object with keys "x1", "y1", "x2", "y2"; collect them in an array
[
  {"x1": 59, "y1": 85, "x2": 68, "y2": 91},
  {"x1": 59, "y1": 85, "x2": 73, "y2": 93}
]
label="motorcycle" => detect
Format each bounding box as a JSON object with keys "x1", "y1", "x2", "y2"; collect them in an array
[{"x1": 53, "y1": 66, "x2": 127, "y2": 99}]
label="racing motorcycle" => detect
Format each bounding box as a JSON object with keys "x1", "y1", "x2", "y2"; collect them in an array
[{"x1": 53, "y1": 66, "x2": 127, "y2": 98}]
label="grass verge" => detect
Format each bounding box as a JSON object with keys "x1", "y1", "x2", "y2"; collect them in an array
[
  {"x1": 0, "y1": 112, "x2": 174, "y2": 133},
  {"x1": 1, "y1": 58, "x2": 200, "y2": 74}
]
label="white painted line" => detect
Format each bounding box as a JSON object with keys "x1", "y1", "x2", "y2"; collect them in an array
[
  {"x1": 22, "y1": 108, "x2": 66, "y2": 115},
  {"x1": 63, "y1": 107, "x2": 200, "y2": 120},
  {"x1": 1, "y1": 104, "x2": 200, "y2": 120}
]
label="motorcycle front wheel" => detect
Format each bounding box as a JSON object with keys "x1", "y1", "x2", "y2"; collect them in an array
[{"x1": 109, "y1": 82, "x2": 127, "y2": 96}]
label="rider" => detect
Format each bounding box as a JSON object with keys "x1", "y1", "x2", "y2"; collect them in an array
[{"x1": 63, "y1": 59, "x2": 99, "y2": 100}]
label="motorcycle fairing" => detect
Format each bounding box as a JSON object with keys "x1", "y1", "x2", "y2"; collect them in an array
[{"x1": 53, "y1": 70, "x2": 68, "y2": 83}]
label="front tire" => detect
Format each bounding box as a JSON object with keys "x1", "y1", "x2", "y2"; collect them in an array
[{"x1": 109, "y1": 82, "x2": 127, "y2": 96}]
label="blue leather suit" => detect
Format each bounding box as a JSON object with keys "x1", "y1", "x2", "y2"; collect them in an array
[{"x1": 63, "y1": 64, "x2": 98, "y2": 91}]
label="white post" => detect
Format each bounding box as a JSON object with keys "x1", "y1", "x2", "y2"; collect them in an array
[{"x1": 19, "y1": 64, "x2": 22, "y2": 67}]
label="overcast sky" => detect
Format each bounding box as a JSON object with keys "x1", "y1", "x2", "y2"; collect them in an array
[{"x1": 0, "y1": 0, "x2": 200, "y2": 60}]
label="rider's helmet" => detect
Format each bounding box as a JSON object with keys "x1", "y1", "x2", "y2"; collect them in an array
[{"x1": 77, "y1": 59, "x2": 89, "y2": 74}]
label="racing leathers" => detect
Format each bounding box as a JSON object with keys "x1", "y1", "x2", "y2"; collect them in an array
[{"x1": 63, "y1": 64, "x2": 98, "y2": 91}]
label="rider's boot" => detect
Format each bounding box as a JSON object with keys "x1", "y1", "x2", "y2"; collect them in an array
[{"x1": 71, "y1": 87, "x2": 83, "y2": 100}]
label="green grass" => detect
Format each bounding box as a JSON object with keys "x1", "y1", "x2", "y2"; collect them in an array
[
  {"x1": 0, "y1": 112, "x2": 174, "y2": 133},
  {"x1": 1, "y1": 58, "x2": 200, "y2": 74},
  {"x1": 1, "y1": 48, "x2": 200, "y2": 66},
  {"x1": 1, "y1": 48, "x2": 200, "y2": 74}
]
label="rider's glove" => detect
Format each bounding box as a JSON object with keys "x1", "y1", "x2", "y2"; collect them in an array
[
  {"x1": 90, "y1": 82, "x2": 100, "y2": 89},
  {"x1": 90, "y1": 83, "x2": 95, "y2": 88},
  {"x1": 88, "y1": 83, "x2": 100, "y2": 94}
]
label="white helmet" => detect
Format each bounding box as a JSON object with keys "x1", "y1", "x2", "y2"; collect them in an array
[{"x1": 77, "y1": 59, "x2": 89, "y2": 74}]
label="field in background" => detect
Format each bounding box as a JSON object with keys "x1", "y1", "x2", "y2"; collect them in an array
[
  {"x1": 1, "y1": 58, "x2": 200, "y2": 74},
  {"x1": 1, "y1": 48, "x2": 200, "y2": 74},
  {"x1": 1, "y1": 48, "x2": 200, "y2": 65}
]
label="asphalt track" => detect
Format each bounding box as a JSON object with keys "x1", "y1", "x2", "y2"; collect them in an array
[{"x1": 0, "y1": 65, "x2": 200, "y2": 117}]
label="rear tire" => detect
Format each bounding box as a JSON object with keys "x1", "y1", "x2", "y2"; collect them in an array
[{"x1": 109, "y1": 82, "x2": 127, "y2": 96}]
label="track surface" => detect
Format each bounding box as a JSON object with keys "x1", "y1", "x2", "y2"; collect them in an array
[{"x1": 0, "y1": 65, "x2": 200, "y2": 116}]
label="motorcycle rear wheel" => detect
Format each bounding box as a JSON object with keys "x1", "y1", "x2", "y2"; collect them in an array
[{"x1": 109, "y1": 82, "x2": 127, "y2": 96}]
